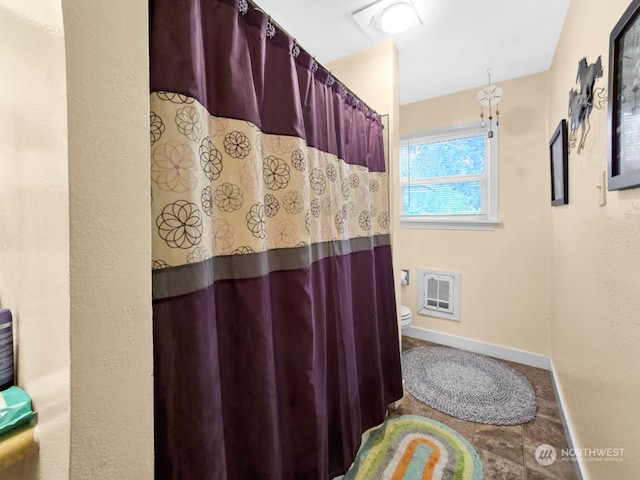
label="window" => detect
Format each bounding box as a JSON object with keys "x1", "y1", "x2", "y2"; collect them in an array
[{"x1": 400, "y1": 122, "x2": 499, "y2": 230}]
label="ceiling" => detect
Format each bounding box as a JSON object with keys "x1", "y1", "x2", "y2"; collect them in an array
[{"x1": 254, "y1": 0, "x2": 571, "y2": 105}]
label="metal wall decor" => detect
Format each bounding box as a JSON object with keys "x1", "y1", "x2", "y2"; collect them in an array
[
  {"x1": 608, "y1": 0, "x2": 640, "y2": 190},
  {"x1": 568, "y1": 56, "x2": 607, "y2": 154},
  {"x1": 476, "y1": 69, "x2": 503, "y2": 138}
]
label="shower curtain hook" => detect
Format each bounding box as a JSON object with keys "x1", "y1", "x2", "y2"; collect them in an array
[{"x1": 266, "y1": 16, "x2": 276, "y2": 38}]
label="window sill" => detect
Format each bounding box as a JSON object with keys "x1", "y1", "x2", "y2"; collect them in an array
[{"x1": 400, "y1": 218, "x2": 502, "y2": 231}]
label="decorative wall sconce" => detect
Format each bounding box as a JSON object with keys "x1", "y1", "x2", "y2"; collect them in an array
[{"x1": 476, "y1": 69, "x2": 503, "y2": 138}]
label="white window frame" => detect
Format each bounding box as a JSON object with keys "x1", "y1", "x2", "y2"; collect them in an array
[{"x1": 400, "y1": 122, "x2": 501, "y2": 231}]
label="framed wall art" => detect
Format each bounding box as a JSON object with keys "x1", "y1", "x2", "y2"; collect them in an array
[
  {"x1": 608, "y1": 0, "x2": 640, "y2": 190},
  {"x1": 550, "y1": 119, "x2": 569, "y2": 206}
]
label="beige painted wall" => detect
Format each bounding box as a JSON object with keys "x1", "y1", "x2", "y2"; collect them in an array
[
  {"x1": 0, "y1": 1, "x2": 70, "y2": 478},
  {"x1": 63, "y1": 1, "x2": 154, "y2": 479},
  {"x1": 1, "y1": 1, "x2": 153, "y2": 479},
  {"x1": 399, "y1": 73, "x2": 552, "y2": 355},
  {"x1": 548, "y1": 0, "x2": 640, "y2": 477},
  {"x1": 328, "y1": 40, "x2": 402, "y2": 320}
]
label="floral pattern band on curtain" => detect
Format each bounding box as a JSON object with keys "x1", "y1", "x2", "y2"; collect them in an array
[{"x1": 149, "y1": 0, "x2": 403, "y2": 478}]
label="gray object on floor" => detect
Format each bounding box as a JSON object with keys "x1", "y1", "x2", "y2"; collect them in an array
[{"x1": 402, "y1": 346, "x2": 537, "y2": 425}]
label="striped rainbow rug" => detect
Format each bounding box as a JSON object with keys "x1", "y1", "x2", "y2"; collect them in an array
[{"x1": 343, "y1": 415, "x2": 483, "y2": 480}]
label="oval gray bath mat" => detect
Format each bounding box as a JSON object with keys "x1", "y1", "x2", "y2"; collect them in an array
[{"x1": 402, "y1": 346, "x2": 537, "y2": 425}]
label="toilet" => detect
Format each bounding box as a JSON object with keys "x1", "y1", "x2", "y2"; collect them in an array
[{"x1": 400, "y1": 305, "x2": 412, "y2": 331}]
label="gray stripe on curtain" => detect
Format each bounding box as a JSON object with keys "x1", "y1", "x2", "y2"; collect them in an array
[{"x1": 152, "y1": 233, "x2": 392, "y2": 299}]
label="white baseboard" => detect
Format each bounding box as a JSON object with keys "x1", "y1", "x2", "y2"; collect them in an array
[
  {"x1": 403, "y1": 326, "x2": 551, "y2": 370},
  {"x1": 549, "y1": 358, "x2": 587, "y2": 480}
]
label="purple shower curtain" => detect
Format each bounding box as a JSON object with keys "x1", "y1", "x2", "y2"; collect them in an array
[{"x1": 149, "y1": 0, "x2": 403, "y2": 478}]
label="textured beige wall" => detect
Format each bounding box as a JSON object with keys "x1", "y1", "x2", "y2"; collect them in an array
[
  {"x1": 548, "y1": 0, "x2": 640, "y2": 477},
  {"x1": 399, "y1": 73, "x2": 552, "y2": 355},
  {"x1": 328, "y1": 40, "x2": 402, "y2": 320},
  {"x1": 63, "y1": 1, "x2": 154, "y2": 479},
  {"x1": 0, "y1": 1, "x2": 70, "y2": 478}
]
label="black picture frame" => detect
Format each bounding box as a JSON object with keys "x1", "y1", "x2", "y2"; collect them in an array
[
  {"x1": 550, "y1": 119, "x2": 569, "y2": 206},
  {"x1": 608, "y1": 0, "x2": 640, "y2": 191}
]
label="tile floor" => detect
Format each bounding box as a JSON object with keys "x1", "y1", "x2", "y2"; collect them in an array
[{"x1": 393, "y1": 336, "x2": 579, "y2": 480}]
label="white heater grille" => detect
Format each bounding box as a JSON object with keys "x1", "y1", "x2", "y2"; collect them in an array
[
  {"x1": 418, "y1": 269, "x2": 461, "y2": 321},
  {"x1": 426, "y1": 274, "x2": 453, "y2": 313}
]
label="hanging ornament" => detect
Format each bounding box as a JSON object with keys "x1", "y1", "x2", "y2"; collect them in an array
[{"x1": 476, "y1": 69, "x2": 503, "y2": 138}]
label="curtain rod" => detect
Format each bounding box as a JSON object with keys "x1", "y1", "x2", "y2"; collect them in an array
[{"x1": 242, "y1": 0, "x2": 380, "y2": 117}]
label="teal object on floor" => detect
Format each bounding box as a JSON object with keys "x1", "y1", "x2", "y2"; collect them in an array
[{"x1": 0, "y1": 386, "x2": 34, "y2": 436}]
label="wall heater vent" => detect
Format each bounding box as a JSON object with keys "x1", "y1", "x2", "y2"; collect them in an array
[{"x1": 417, "y1": 269, "x2": 461, "y2": 321}]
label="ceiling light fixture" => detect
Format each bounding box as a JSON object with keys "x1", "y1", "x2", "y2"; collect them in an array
[
  {"x1": 380, "y1": 3, "x2": 420, "y2": 34},
  {"x1": 353, "y1": 0, "x2": 422, "y2": 42}
]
